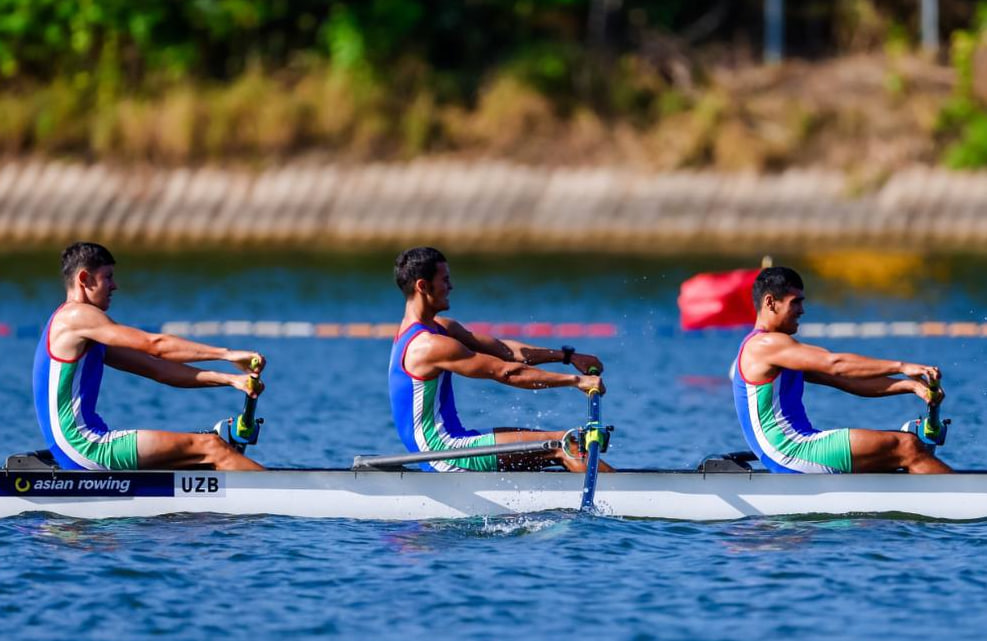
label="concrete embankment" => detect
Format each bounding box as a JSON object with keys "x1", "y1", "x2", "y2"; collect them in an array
[{"x1": 0, "y1": 160, "x2": 985, "y2": 253}]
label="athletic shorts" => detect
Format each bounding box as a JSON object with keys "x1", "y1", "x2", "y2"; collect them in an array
[
  {"x1": 51, "y1": 428, "x2": 139, "y2": 471},
  {"x1": 420, "y1": 433, "x2": 498, "y2": 472},
  {"x1": 765, "y1": 427, "x2": 853, "y2": 474}
]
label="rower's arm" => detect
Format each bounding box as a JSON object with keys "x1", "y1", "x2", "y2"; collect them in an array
[
  {"x1": 68, "y1": 305, "x2": 264, "y2": 372},
  {"x1": 105, "y1": 346, "x2": 262, "y2": 396},
  {"x1": 805, "y1": 371, "x2": 929, "y2": 399},
  {"x1": 439, "y1": 318, "x2": 604, "y2": 373},
  {"x1": 412, "y1": 332, "x2": 603, "y2": 393},
  {"x1": 760, "y1": 334, "x2": 938, "y2": 381}
]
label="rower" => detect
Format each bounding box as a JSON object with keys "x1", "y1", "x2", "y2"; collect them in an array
[
  {"x1": 732, "y1": 266, "x2": 951, "y2": 474},
  {"x1": 388, "y1": 246, "x2": 613, "y2": 472},
  {"x1": 32, "y1": 242, "x2": 266, "y2": 471}
]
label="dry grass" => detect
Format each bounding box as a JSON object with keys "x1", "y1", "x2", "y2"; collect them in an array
[{"x1": 0, "y1": 53, "x2": 959, "y2": 173}]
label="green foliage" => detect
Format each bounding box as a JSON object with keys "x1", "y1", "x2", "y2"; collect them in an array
[
  {"x1": 944, "y1": 110, "x2": 987, "y2": 168},
  {"x1": 938, "y1": 4, "x2": 987, "y2": 168},
  {"x1": 0, "y1": 0, "x2": 982, "y2": 166}
]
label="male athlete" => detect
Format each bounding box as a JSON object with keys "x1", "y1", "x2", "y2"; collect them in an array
[
  {"x1": 733, "y1": 266, "x2": 951, "y2": 474},
  {"x1": 33, "y1": 242, "x2": 265, "y2": 471},
  {"x1": 389, "y1": 246, "x2": 611, "y2": 472}
]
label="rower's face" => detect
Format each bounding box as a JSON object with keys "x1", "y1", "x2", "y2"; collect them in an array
[
  {"x1": 83, "y1": 265, "x2": 117, "y2": 311},
  {"x1": 774, "y1": 288, "x2": 805, "y2": 334},
  {"x1": 425, "y1": 262, "x2": 453, "y2": 311}
]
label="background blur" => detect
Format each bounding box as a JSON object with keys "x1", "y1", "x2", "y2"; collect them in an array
[
  {"x1": 3, "y1": 1, "x2": 987, "y2": 254},
  {"x1": 1, "y1": 0, "x2": 986, "y2": 172}
]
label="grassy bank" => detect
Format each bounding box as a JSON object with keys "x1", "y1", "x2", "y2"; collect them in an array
[{"x1": 0, "y1": 53, "x2": 962, "y2": 178}]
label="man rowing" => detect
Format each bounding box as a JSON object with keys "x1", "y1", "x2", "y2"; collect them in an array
[
  {"x1": 733, "y1": 266, "x2": 951, "y2": 474},
  {"x1": 389, "y1": 246, "x2": 612, "y2": 472},
  {"x1": 33, "y1": 242, "x2": 266, "y2": 471}
]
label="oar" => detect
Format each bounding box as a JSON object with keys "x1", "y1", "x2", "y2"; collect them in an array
[
  {"x1": 230, "y1": 357, "x2": 263, "y2": 452},
  {"x1": 919, "y1": 377, "x2": 949, "y2": 450},
  {"x1": 579, "y1": 366, "x2": 608, "y2": 512},
  {"x1": 352, "y1": 439, "x2": 564, "y2": 471}
]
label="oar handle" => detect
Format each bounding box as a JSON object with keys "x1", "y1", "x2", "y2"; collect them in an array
[
  {"x1": 234, "y1": 356, "x2": 263, "y2": 446},
  {"x1": 242, "y1": 356, "x2": 263, "y2": 419},
  {"x1": 919, "y1": 376, "x2": 948, "y2": 447},
  {"x1": 926, "y1": 377, "x2": 942, "y2": 431}
]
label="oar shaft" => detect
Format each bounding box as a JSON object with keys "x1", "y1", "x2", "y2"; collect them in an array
[
  {"x1": 241, "y1": 391, "x2": 258, "y2": 426},
  {"x1": 588, "y1": 390, "x2": 601, "y2": 426},
  {"x1": 580, "y1": 377, "x2": 603, "y2": 512},
  {"x1": 233, "y1": 357, "x2": 263, "y2": 447},
  {"x1": 928, "y1": 379, "x2": 941, "y2": 425},
  {"x1": 580, "y1": 439, "x2": 602, "y2": 510},
  {"x1": 352, "y1": 439, "x2": 564, "y2": 470}
]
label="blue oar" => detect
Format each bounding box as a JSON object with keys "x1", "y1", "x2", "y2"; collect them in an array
[{"x1": 579, "y1": 367, "x2": 609, "y2": 512}]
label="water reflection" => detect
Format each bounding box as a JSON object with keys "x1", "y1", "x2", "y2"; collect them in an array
[{"x1": 10, "y1": 516, "x2": 120, "y2": 551}]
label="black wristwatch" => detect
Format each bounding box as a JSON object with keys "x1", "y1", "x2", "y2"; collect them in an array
[{"x1": 561, "y1": 345, "x2": 575, "y2": 365}]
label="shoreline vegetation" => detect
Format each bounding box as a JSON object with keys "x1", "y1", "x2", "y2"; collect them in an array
[{"x1": 2, "y1": 2, "x2": 987, "y2": 180}]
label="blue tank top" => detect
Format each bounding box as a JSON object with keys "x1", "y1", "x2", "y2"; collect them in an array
[
  {"x1": 732, "y1": 329, "x2": 818, "y2": 473},
  {"x1": 33, "y1": 308, "x2": 111, "y2": 469},
  {"x1": 388, "y1": 322, "x2": 481, "y2": 456}
]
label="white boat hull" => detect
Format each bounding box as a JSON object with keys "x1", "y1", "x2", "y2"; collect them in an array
[{"x1": 4, "y1": 469, "x2": 987, "y2": 521}]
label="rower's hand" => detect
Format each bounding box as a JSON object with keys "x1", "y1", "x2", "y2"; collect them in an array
[
  {"x1": 917, "y1": 380, "x2": 945, "y2": 405},
  {"x1": 577, "y1": 375, "x2": 605, "y2": 395},
  {"x1": 571, "y1": 353, "x2": 603, "y2": 375},
  {"x1": 230, "y1": 351, "x2": 266, "y2": 374},
  {"x1": 233, "y1": 373, "x2": 265, "y2": 398},
  {"x1": 901, "y1": 362, "x2": 939, "y2": 383}
]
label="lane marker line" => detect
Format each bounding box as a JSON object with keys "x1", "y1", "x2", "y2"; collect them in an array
[{"x1": 5, "y1": 321, "x2": 987, "y2": 339}]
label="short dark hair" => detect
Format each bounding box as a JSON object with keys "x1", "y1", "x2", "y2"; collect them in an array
[
  {"x1": 61, "y1": 242, "x2": 115, "y2": 287},
  {"x1": 394, "y1": 247, "x2": 447, "y2": 296},
  {"x1": 753, "y1": 266, "x2": 803, "y2": 310}
]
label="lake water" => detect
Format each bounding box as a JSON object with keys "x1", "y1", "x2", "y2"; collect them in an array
[{"x1": 2, "y1": 250, "x2": 987, "y2": 640}]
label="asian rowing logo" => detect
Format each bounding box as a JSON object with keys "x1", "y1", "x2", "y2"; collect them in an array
[{"x1": 14, "y1": 478, "x2": 31, "y2": 493}]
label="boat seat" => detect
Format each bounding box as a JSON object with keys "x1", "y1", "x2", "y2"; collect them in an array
[
  {"x1": 4, "y1": 450, "x2": 60, "y2": 471},
  {"x1": 697, "y1": 451, "x2": 757, "y2": 473}
]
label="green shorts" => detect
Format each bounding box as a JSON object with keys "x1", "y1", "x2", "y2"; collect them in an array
[
  {"x1": 56, "y1": 429, "x2": 139, "y2": 470},
  {"x1": 422, "y1": 433, "x2": 498, "y2": 472},
  {"x1": 772, "y1": 427, "x2": 852, "y2": 474}
]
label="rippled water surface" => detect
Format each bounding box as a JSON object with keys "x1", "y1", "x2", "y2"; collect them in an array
[{"x1": 2, "y1": 250, "x2": 987, "y2": 640}]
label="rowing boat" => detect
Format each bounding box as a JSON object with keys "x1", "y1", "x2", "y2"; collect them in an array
[
  {"x1": 2, "y1": 451, "x2": 985, "y2": 521},
  {"x1": 5, "y1": 365, "x2": 963, "y2": 522}
]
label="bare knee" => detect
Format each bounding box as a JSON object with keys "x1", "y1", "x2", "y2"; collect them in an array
[
  {"x1": 196, "y1": 434, "x2": 237, "y2": 465},
  {"x1": 896, "y1": 432, "x2": 929, "y2": 466},
  {"x1": 198, "y1": 434, "x2": 263, "y2": 470}
]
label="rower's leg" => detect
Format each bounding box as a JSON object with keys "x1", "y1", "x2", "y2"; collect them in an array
[
  {"x1": 137, "y1": 430, "x2": 264, "y2": 471},
  {"x1": 492, "y1": 428, "x2": 614, "y2": 473},
  {"x1": 849, "y1": 429, "x2": 952, "y2": 474}
]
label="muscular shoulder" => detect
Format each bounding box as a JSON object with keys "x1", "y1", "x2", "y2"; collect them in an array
[
  {"x1": 740, "y1": 331, "x2": 801, "y2": 381},
  {"x1": 54, "y1": 302, "x2": 111, "y2": 329},
  {"x1": 48, "y1": 303, "x2": 111, "y2": 360},
  {"x1": 404, "y1": 329, "x2": 471, "y2": 378},
  {"x1": 407, "y1": 328, "x2": 466, "y2": 360},
  {"x1": 747, "y1": 331, "x2": 798, "y2": 353}
]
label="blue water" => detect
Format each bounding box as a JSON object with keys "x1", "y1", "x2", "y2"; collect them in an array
[{"x1": 3, "y1": 251, "x2": 987, "y2": 640}]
